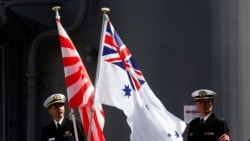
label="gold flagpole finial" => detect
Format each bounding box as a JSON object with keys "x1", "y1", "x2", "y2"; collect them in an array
[
  {"x1": 52, "y1": 6, "x2": 61, "y2": 12},
  {"x1": 101, "y1": 7, "x2": 110, "y2": 14},
  {"x1": 52, "y1": 6, "x2": 61, "y2": 18}
]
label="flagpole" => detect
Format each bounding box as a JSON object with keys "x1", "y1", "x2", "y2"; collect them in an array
[
  {"x1": 52, "y1": 6, "x2": 79, "y2": 141},
  {"x1": 70, "y1": 109, "x2": 79, "y2": 141},
  {"x1": 94, "y1": 7, "x2": 110, "y2": 84},
  {"x1": 86, "y1": 7, "x2": 110, "y2": 141}
]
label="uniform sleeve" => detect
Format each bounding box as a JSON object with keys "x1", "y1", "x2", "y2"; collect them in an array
[
  {"x1": 217, "y1": 119, "x2": 230, "y2": 140},
  {"x1": 41, "y1": 127, "x2": 47, "y2": 141},
  {"x1": 187, "y1": 123, "x2": 193, "y2": 141},
  {"x1": 220, "y1": 119, "x2": 229, "y2": 134}
]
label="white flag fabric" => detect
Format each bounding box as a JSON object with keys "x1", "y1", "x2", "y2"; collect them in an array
[{"x1": 95, "y1": 14, "x2": 186, "y2": 141}]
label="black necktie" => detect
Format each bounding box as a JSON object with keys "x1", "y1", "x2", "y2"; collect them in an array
[
  {"x1": 200, "y1": 118, "x2": 204, "y2": 125},
  {"x1": 57, "y1": 123, "x2": 61, "y2": 131}
]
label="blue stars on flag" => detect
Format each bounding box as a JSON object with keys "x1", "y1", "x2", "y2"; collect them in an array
[
  {"x1": 175, "y1": 131, "x2": 180, "y2": 138},
  {"x1": 123, "y1": 85, "x2": 131, "y2": 98},
  {"x1": 167, "y1": 133, "x2": 171, "y2": 138},
  {"x1": 167, "y1": 131, "x2": 180, "y2": 139}
]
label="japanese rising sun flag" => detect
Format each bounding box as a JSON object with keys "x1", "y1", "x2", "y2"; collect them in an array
[
  {"x1": 54, "y1": 9, "x2": 105, "y2": 141},
  {"x1": 94, "y1": 13, "x2": 186, "y2": 141}
]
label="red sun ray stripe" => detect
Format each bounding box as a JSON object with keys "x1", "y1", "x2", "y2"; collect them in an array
[
  {"x1": 68, "y1": 89, "x2": 84, "y2": 107},
  {"x1": 65, "y1": 66, "x2": 83, "y2": 87},
  {"x1": 67, "y1": 77, "x2": 92, "y2": 107},
  {"x1": 79, "y1": 104, "x2": 105, "y2": 141},
  {"x1": 63, "y1": 57, "x2": 81, "y2": 67},
  {"x1": 59, "y1": 35, "x2": 75, "y2": 49},
  {"x1": 93, "y1": 110, "x2": 105, "y2": 141}
]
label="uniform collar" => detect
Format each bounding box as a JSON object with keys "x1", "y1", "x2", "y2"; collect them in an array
[
  {"x1": 201, "y1": 112, "x2": 212, "y2": 122},
  {"x1": 54, "y1": 117, "x2": 64, "y2": 125}
]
